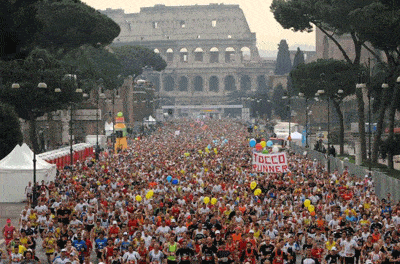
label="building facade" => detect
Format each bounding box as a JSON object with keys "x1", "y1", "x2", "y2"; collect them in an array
[{"x1": 101, "y1": 4, "x2": 275, "y2": 118}]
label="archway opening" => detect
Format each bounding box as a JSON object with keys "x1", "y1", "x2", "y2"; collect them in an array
[
  {"x1": 240, "y1": 75, "x2": 251, "y2": 91},
  {"x1": 240, "y1": 47, "x2": 251, "y2": 61},
  {"x1": 164, "y1": 76, "x2": 175, "y2": 92},
  {"x1": 178, "y1": 76, "x2": 188, "y2": 92},
  {"x1": 209, "y1": 76, "x2": 219, "y2": 92},
  {"x1": 224, "y1": 75, "x2": 236, "y2": 91},
  {"x1": 166, "y1": 48, "x2": 174, "y2": 62},
  {"x1": 180, "y1": 48, "x2": 188, "y2": 62},
  {"x1": 194, "y1": 47, "x2": 204, "y2": 62},
  {"x1": 194, "y1": 76, "x2": 203, "y2": 92},
  {"x1": 210, "y1": 47, "x2": 219, "y2": 63},
  {"x1": 225, "y1": 47, "x2": 235, "y2": 63},
  {"x1": 257, "y1": 75, "x2": 267, "y2": 91}
]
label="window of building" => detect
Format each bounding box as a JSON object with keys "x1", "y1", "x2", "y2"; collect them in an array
[
  {"x1": 180, "y1": 21, "x2": 186, "y2": 28},
  {"x1": 212, "y1": 20, "x2": 217, "y2": 27},
  {"x1": 197, "y1": 35, "x2": 201, "y2": 39},
  {"x1": 228, "y1": 35, "x2": 232, "y2": 39},
  {"x1": 153, "y1": 21, "x2": 158, "y2": 28}
]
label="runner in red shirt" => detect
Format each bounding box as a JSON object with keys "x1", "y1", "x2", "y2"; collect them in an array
[{"x1": 2, "y1": 219, "x2": 15, "y2": 246}]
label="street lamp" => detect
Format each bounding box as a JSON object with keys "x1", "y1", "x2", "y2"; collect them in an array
[
  {"x1": 12, "y1": 81, "x2": 59, "y2": 208},
  {"x1": 299, "y1": 92, "x2": 309, "y2": 148},
  {"x1": 69, "y1": 87, "x2": 83, "y2": 168},
  {"x1": 282, "y1": 94, "x2": 291, "y2": 146}
]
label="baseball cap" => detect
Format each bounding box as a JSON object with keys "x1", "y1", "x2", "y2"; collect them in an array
[
  {"x1": 215, "y1": 230, "x2": 220, "y2": 234},
  {"x1": 61, "y1": 249, "x2": 67, "y2": 252},
  {"x1": 123, "y1": 232, "x2": 128, "y2": 235},
  {"x1": 249, "y1": 230, "x2": 255, "y2": 233},
  {"x1": 113, "y1": 221, "x2": 117, "y2": 224},
  {"x1": 331, "y1": 247, "x2": 337, "y2": 251}
]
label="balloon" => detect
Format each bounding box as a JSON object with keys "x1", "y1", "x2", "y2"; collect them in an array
[
  {"x1": 211, "y1": 198, "x2": 217, "y2": 205},
  {"x1": 146, "y1": 194, "x2": 151, "y2": 199},
  {"x1": 135, "y1": 195, "x2": 142, "y2": 202},
  {"x1": 184, "y1": 152, "x2": 190, "y2": 157},
  {"x1": 255, "y1": 143, "x2": 263, "y2": 151},
  {"x1": 260, "y1": 141, "x2": 266, "y2": 148},
  {"x1": 204, "y1": 197, "x2": 210, "y2": 204},
  {"x1": 250, "y1": 181, "x2": 257, "y2": 190},
  {"x1": 308, "y1": 205, "x2": 315, "y2": 212},
  {"x1": 205, "y1": 147, "x2": 210, "y2": 153},
  {"x1": 249, "y1": 139, "x2": 256, "y2": 147},
  {"x1": 261, "y1": 138, "x2": 266, "y2": 142},
  {"x1": 304, "y1": 199, "x2": 311, "y2": 208},
  {"x1": 262, "y1": 149, "x2": 269, "y2": 154},
  {"x1": 117, "y1": 112, "x2": 123, "y2": 117},
  {"x1": 172, "y1": 179, "x2": 179, "y2": 185},
  {"x1": 254, "y1": 188, "x2": 262, "y2": 196},
  {"x1": 167, "y1": 176, "x2": 172, "y2": 182},
  {"x1": 267, "y1": 140, "x2": 273, "y2": 147},
  {"x1": 147, "y1": 190, "x2": 154, "y2": 198},
  {"x1": 310, "y1": 211, "x2": 316, "y2": 217},
  {"x1": 272, "y1": 146, "x2": 279, "y2": 153}
]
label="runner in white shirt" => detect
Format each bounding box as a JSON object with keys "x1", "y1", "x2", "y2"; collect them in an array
[{"x1": 122, "y1": 246, "x2": 140, "y2": 263}]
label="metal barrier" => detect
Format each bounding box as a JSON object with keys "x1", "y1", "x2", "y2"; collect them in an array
[{"x1": 290, "y1": 144, "x2": 400, "y2": 202}]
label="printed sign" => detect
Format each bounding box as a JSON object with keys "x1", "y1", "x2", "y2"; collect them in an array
[{"x1": 252, "y1": 152, "x2": 289, "y2": 173}]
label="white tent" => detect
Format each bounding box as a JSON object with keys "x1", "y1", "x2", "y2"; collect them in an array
[
  {"x1": 290, "y1": 132, "x2": 303, "y2": 140},
  {"x1": 0, "y1": 144, "x2": 56, "y2": 203},
  {"x1": 148, "y1": 116, "x2": 156, "y2": 122}
]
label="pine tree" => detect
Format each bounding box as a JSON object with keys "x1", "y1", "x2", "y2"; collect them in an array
[{"x1": 275, "y1": 40, "x2": 292, "y2": 75}]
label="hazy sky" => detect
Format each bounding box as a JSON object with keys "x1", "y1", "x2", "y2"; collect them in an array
[{"x1": 82, "y1": 0, "x2": 316, "y2": 52}]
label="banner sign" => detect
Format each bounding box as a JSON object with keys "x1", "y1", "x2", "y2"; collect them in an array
[{"x1": 252, "y1": 152, "x2": 289, "y2": 173}]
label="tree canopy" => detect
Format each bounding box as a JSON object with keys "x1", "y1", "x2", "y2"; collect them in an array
[
  {"x1": 0, "y1": 103, "x2": 23, "y2": 160},
  {"x1": 113, "y1": 46, "x2": 167, "y2": 78},
  {"x1": 292, "y1": 47, "x2": 305, "y2": 69},
  {"x1": 290, "y1": 59, "x2": 360, "y2": 99},
  {"x1": 0, "y1": 0, "x2": 43, "y2": 61},
  {"x1": 275, "y1": 40, "x2": 292, "y2": 75},
  {"x1": 0, "y1": 0, "x2": 120, "y2": 60},
  {"x1": 62, "y1": 45, "x2": 123, "y2": 91},
  {"x1": 272, "y1": 84, "x2": 289, "y2": 120},
  {"x1": 0, "y1": 48, "x2": 81, "y2": 120},
  {"x1": 35, "y1": 0, "x2": 120, "y2": 53}
]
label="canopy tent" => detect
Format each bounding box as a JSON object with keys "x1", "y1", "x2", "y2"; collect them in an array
[
  {"x1": 148, "y1": 115, "x2": 156, "y2": 122},
  {"x1": 290, "y1": 132, "x2": 303, "y2": 140},
  {"x1": 0, "y1": 144, "x2": 56, "y2": 203}
]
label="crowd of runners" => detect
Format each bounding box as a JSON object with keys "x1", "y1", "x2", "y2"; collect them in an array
[{"x1": 1, "y1": 120, "x2": 400, "y2": 264}]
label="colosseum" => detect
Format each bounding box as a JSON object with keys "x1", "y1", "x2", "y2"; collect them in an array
[{"x1": 101, "y1": 4, "x2": 275, "y2": 119}]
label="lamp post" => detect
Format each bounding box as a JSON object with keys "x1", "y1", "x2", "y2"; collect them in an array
[
  {"x1": 69, "y1": 87, "x2": 83, "y2": 168},
  {"x1": 12, "y1": 81, "x2": 59, "y2": 208},
  {"x1": 299, "y1": 92, "x2": 309, "y2": 148},
  {"x1": 282, "y1": 94, "x2": 291, "y2": 146},
  {"x1": 94, "y1": 78, "x2": 106, "y2": 160}
]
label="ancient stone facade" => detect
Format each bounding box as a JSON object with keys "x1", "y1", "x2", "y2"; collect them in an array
[{"x1": 101, "y1": 4, "x2": 275, "y2": 114}]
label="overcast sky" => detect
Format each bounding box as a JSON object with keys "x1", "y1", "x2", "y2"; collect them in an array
[{"x1": 82, "y1": 0, "x2": 315, "y2": 53}]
